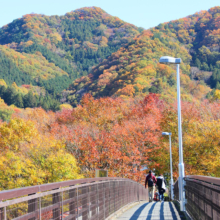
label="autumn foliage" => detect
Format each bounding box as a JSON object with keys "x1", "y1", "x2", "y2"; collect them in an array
[
  {"x1": 0, "y1": 92, "x2": 220, "y2": 189},
  {"x1": 0, "y1": 6, "x2": 220, "y2": 190},
  {"x1": 54, "y1": 94, "x2": 220, "y2": 180},
  {"x1": 65, "y1": 7, "x2": 220, "y2": 105},
  {"x1": 50, "y1": 94, "x2": 163, "y2": 181},
  {"x1": 0, "y1": 108, "x2": 83, "y2": 190}
]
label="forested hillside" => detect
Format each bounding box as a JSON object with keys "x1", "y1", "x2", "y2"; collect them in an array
[
  {"x1": 1, "y1": 6, "x2": 220, "y2": 106},
  {"x1": 155, "y1": 7, "x2": 220, "y2": 89},
  {"x1": 65, "y1": 6, "x2": 220, "y2": 106},
  {"x1": 0, "y1": 7, "x2": 141, "y2": 95},
  {"x1": 0, "y1": 79, "x2": 61, "y2": 116}
]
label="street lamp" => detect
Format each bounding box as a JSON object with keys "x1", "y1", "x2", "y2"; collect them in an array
[
  {"x1": 159, "y1": 56, "x2": 185, "y2": 211},
  {"x1": 162, "y1": 132, "x2": 174, "y2": 200}
]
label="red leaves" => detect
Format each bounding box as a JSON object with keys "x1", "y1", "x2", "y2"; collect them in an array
[
  {"x1": 56, "y1": 108, "x2": 75, "y2": 124},
  {"x1": 9, "y1": 92, "x2": 220, "y2": 181},
  {"x1": 49, "y1": 93, "x2": 163, "y2": 181},
  {"x1": 22, "y1": 84, "x2": 31, "y2": 89}
]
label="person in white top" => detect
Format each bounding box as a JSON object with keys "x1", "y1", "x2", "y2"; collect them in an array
[{"x1": 156, "y1": 174, "x2": 166, "y2": 202}]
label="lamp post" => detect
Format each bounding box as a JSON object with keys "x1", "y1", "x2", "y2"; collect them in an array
[
  {"x1": 162, "y1": 132, "x2": 174, "y2": 200},
  {"x1": 159, "y1": 56, "x2": 185, "y2": 211}
]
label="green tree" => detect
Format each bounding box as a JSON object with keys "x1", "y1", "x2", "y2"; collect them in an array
[
  {"x1": 195, "y1": 58, "x2": 201, "y2": 69},
  {"x1": 23, "y1": 91, "x2": 37, "y2": 108},
  {"x1": 3, "y1": 87, "x2": 17, "y2": 105},
  {"x1": 15, "y1": 93, "x2": 24, "y2": 108}
]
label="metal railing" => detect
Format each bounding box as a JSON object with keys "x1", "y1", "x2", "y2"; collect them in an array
[
  {"x1": 174, "y1": 175, "x2": 220, "y2": 220},
  {"x1": 0, "y1": 177, "x2": 148, "y2": 220}
]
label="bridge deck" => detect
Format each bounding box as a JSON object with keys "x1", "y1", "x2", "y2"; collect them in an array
[{"x1": 116, "y1": 201, "x2": 181, "y2": 220}]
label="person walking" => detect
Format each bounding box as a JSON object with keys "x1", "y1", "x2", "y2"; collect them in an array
[
  {"x1": 156, "y1": 174, "x2": 167, "y2": 202},
  {"x1": 145, "y1": 170, "x2": 157, "y2": 202}
]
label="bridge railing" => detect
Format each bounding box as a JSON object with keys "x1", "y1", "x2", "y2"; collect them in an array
[
  {"x1": 0, "y1": 177, "x2": 147, "y2": 220},
  {"x1": 174, "y1": 175, "x2": 220, "y2": 220}
]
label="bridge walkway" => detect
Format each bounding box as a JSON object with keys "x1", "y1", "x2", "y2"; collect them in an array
[{"x1": 116, "y1": 201, "x2": 181, "y2": 220}]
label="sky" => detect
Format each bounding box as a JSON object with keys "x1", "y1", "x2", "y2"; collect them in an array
[{"x1": 0, "y1": 0, "x2": 220, "y2": 29}]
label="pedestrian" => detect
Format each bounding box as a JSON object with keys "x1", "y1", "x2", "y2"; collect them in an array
[
  {"x1": 156, "y1": 174, "x2": 166, "y2": 202},
  {"x1": 145, "y1": 170, "x2": 157, "y2": 202}
]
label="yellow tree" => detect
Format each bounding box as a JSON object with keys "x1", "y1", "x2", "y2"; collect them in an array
[{"x1": 0, "y1": 117, "x2": 83, "y2": 190}]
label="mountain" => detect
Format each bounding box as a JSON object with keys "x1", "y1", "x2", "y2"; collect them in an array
[
  {"x1": 0, "y1": 6, "x2": 220, "y2": 109},
  {"x1": 63, "y1": 6, "x2": 220, "y2": 106},
  {"x1": 0, "y1": 7, "x2": 141, "y2": 95}
]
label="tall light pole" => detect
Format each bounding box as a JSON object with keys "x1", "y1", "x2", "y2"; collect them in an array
[
  {"x1": 162, "y1": 132, "x2": 174, "y2": 200},
  {"x1": 159, "y1": 56, "x2": 185, "y2": 211}
]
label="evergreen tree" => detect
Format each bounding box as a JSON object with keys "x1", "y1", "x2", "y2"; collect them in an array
[
  {"x1": 202, "y1": 62, "x2": 209, "y2": 71},
  {"x1": 23, "y1": 91, "x2": 36, "y2": 108},
  {"x1": 195, "y1": 58, "x2": 201, "y2": 69},
  {"x1": 3, "y1": 87, "x2": 17, "y2": 105},
  {"x1": 14, "y1": 93, "x2": 24, "y2": 108}
]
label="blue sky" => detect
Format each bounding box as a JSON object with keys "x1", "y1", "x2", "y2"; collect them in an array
[{"x1": 0, "y1": 0, "x2": 219, "y2": 29}]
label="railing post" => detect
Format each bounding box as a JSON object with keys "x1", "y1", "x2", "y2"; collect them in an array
[
  {"x1": 3, "y1": 207, "x2": 6, "y2": 220},
  {"x1": 109, "y1": 181, "x2": 113, "y2": 214},
  {"x1": 123, "y1": 181, "x2": 125, "y2": 204},
  {"x1": 108, "y1": 181, "x2": 110, "y2": 216},
  {"x1": 61, "y1": 191, "x2": 63, "y2": 220},
  {"x1": 96, "y1": 183, "x2": 99, "y2": 216},
  {"x1": 88, "y1": 185, "x2": 91, "y2": 219},
  {"x1": 76, "y1": 188, "x2": 79, "y2": 219},
  {"x1": 82, "y1": 186, "x2": 88, "y2": 220},
  {"x1": 52, "y1": 190, "x2": 60, "y2": 220},
  {"x1": 129, "y1": 181, "x2": 131, "y2": 203},
  {"x1": 116, "y1": 181, "x2": 119, "y2": 209},
  {"x1": 39, "y1": 197, "x2": 41, "y2": 220},
  {"x1": 114, "y1": 181, "x2": 115, "y2": 213},
  {"x1": 104, "y1": 183, "x2": 105, "y2": 220},
  {"x1": 28, "y1": 194, "x2": 37, "y2": 220},
  {"x1": 118, "y1": 181, "x2": 120, "y2": 209},
  {"x1": 107, "y1": 181, "x2": 110, "y2": 217},
  {"x1": 0, "y1": 207, "x2": 3, "y2": 220},
  {"x1": 69, "y1": 186, "x2": 76, "y2": 220},
  {"x1": 90, "y1": 184, "x2": 96, "y2": 218}
]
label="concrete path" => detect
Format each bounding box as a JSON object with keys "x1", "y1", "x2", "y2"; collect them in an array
[{"x1": 116, "y1": 202, "x2": 181, "y2": 220}]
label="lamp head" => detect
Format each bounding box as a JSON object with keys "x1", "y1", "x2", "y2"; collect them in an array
[
  {"x1": 159, "y1": 56, "x2": 181, "y2": 64},
  {"x1": 162, "y1": 132, "x2": 171, "y2": 136}
]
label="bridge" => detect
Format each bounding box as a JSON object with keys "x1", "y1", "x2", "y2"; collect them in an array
[{"x1": 0, "y1": 176, "x2": 219, "y2": 220}]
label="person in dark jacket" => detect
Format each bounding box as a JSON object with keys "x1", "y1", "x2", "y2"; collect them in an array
[
  {"x1": 145, "y1": 170, "x2": 157, "y2": 202},
  {"x1": 156, "y1": 174, "x2": 167, "y2": 202}
]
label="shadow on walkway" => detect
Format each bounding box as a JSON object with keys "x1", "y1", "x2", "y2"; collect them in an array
[
  {"x1": 169, "y1": 202, "x2": 178, "y2": 219},
  {"x1": 160, "y1": 202, "x2": 165, "y2": 220},
  {"x1": 117, "y1": 201, "x2": 181, "y2": 220},
  {"x1": 129, "y1": 203, "x2": 149, "y2": 220},
  {"x1": 146, "y1": 202, "x2": 157, "y2": 220}
]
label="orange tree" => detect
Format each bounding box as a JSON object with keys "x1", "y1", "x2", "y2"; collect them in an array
[
  {"x1": 50, "y1": 93, "x2": 163, "y2": 182},
  {"x1": 148, "y1": 99, "x2": 220, "y2": 180}
]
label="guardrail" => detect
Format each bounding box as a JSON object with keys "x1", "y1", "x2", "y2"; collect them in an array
[
  {"x1": 0, "y1": 177, "x2": 148, "y2": 220},
  {"x1": 174, "y1": 175, "x2": 220, "y2": 220}
]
